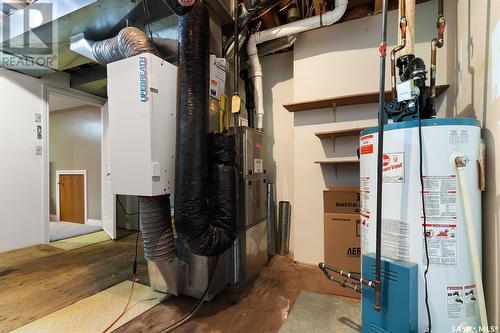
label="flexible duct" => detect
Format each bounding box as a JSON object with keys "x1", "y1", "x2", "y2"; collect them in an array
[
  {"x1": 162, "y1": 0, "x2": 237, "y2": 257},
  {"x1": 247, "y1": 0, "x2": 348, "y2": 130},
  {"x1": 139, "y1": 195, "x2": 177, "y2": 262},
  {"x1": 92, "y1": 27, "x2": 161, "y2": 65}
]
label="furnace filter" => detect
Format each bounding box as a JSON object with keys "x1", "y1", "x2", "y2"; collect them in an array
[{"x1": 359, "y1": 118, "x2": 481, "y2": 332}]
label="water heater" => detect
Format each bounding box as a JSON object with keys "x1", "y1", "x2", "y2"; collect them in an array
[{"x1": 359, "y1": 118, "x2": 481, "y2": 332}]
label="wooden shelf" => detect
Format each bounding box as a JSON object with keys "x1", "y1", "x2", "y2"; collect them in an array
[
  {"x1": 315, "y1": 124, "x2": 373, "y2": 139},
  {"x1": 284, "y1": 84, "x2": 450, "y2": 112},
  {"x1": 314, "y1": 156, "x2": 359, "y2": 165}
]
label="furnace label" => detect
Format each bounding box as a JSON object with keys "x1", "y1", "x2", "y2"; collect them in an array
[
  {"x1": 381, "y1": 218, "x2": 409, "y2": 261},
  {"x1": 254, "y1": 159, "x2": 263, "y2": 173},
  {"x1": 447, "y1": 284, "x2": 477, "y2": 319},
  {"x1": 422, "y1": 224, "x2": 457, "y2": 266},
  {"x1": 382, "y1": 152, "x2": 405, "y2": 183},
  {"x1": 422, "y1": 175, "x2": 457, "y2": 221}
]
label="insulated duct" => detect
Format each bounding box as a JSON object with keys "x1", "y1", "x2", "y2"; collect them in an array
[
  {"x1": 163, "y1": 0, "x2": 237, "y2": 257},
  {"x1": 92, "y1": 27, "x2": 161, "y2": 65},
  {"x1": 139, "y1": 195, "x2": 187, "y2": 295}
]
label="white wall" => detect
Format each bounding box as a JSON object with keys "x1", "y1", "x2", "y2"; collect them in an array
[
  {"x1": 261, "y1": 51, "x2": 295, "y2": 253},
  {"x1": 289, "y1": 0, "x2": 452, "y2": 264},
  {"x1": 0, "y1": 69, "x2": 44, "y2": 252}
]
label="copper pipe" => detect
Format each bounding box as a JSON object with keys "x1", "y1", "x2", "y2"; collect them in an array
[
  {"x1": 390, "y1": 0, "x2": 407, "y2": 98},
  {"x1": 430, "y1": 9, "x2": 445, "y2": 115}
]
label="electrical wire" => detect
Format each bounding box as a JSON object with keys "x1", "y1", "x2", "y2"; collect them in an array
[
  {"x1": 101, "y1": 202, "x2": 141, "y2": 333},
  {"x1": 417, "y1": 102, "x2": 432, "y2": 333},
  {"x1": 158, "y1": 255, "x2": 220, "y2": 333},
  {"x1": 117, "y1": 196, "x2": 139, "y2": 216}
]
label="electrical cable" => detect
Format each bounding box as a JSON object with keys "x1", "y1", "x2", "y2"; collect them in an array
[
  {"x1": 117, "y1": 196, "x2": 139, "y2": 216},
  {"x1": 417, "y1": 102, "x2": 432, "y2": 333},
  {"x1": 101, "y1": 201, "x2": 141, "y2": 333},
  {"x1": 158, "y1": 255, "x2": 220, "y2": 333}
]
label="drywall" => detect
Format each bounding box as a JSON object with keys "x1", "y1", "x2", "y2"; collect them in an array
[
  {"x1": 261, "y1": 51, "x2": 295, "y2": 253},
  {"x1": 290, "y1": 0, "x2": 451, "y2": 265},
  {"x1": 49, "y1": 106, "x2": 102, "y2": 220},
  {"x1": 0, "y1": 69, "x2": 44, "y2": 252},
  {"x1": 453, "y1": 0, "x2": 500, "y2": 326}
]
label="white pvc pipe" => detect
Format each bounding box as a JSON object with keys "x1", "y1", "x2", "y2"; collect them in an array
[
  {"x1": 455, "y1": 156, "x2": 489, "y2": 329},
  {"x1": 247, "y1": 0, "x2": 348, "y2": 130}
]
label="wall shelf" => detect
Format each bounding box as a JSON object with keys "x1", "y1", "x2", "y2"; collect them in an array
[
  {"x1": 314, "y1": 156, "x2": 359, "y2": 165},
  {"x1": 284, "y1": 84, "x2": 450, "y2": 112},
  {"x1": 315, "y1": 124, "x2": 374, "y2": 139}
]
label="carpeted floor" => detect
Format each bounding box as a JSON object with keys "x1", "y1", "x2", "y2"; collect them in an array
[{"x1": 49, "y1": 221, "x2": 102, "y2": 241}]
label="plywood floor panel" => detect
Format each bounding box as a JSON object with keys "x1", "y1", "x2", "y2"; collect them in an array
[{"x1": 10, "y1": 281, "x2": 166, "y2": 333}]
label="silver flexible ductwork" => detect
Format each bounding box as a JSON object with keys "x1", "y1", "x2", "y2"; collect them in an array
[
  {"x1": 139, "y1": 196, "x2": 187, "y2": 295},
  {"x1": 92, "y1": 27, "x2": 161, "y2": 65}
]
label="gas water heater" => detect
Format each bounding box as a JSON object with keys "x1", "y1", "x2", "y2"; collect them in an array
[{"x1": 359, "y1": 118, "x2": 482, "y2": 332}]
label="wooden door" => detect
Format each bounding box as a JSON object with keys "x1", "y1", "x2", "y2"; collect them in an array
[{"x1": 59, "y1": 174, "x2": 85, "y2": 223}]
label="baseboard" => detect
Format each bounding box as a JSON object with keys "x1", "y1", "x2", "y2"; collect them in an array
[{"x1": 86, "y1": 219, "x2": 102, "y2": 227}]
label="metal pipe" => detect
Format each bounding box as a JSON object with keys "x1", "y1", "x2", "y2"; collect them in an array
[
  {"x1": 430, "y1": 0, "x2": 445, "y2": 116},
  {"x1": 374, "y1": 0, "x2": 388, "y2": 313},
  {"x1": 390, "y1": 0, "x2": 407, "y2": 98},
  {"x1": 319, "y1": 265, "x2": 362, "y2": 294},
  {"x1": 319, "y1": 263, "x2": 375, "y2": 288},
  {"x1": 233, "y1": 0, "x2": 240, "y2": 127},
  {"x1": 247, "y1": 0, "x2": 348, "y2": 131}
]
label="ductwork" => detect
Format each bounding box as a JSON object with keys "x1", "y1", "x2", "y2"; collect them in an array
[
  {"x1": 163, "y1": 0, "x2": 237, "y2": 257},
  {"x1": 247, "y1": 0, "x2": 348, "y2": 130},
  {"x1": 91, "y1": 27, "x2": 161, "y2": 65}
]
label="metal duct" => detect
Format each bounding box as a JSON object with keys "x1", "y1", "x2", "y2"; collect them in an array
[
  {"x1": 139, "y1": 195, "x2": 186, "y2": 295},
  {"x1": 92, "y1": 27, "x2": 161, "y2": 65},
  {"x1": 163, "y1": 0, "x2": 237, "y2": 257}
]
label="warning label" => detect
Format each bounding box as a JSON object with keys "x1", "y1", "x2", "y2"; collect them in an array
[
  {"x1": 360, "y1": 135, "x2": 374, "y2": 155},
  {"x1": 382, "y1": 153, "x2": 405, "y2": 183},
  {"x1": 360, "y1": 213, "x2": 370, "y2": 254},
  {"x1": 449, "y1": 129, "x2": 470, "y2": 145},
  {"x1": 447, "y1": 285, "x2": 477, "y2": 319},
  {"x1": 423, "y1": 224, "x2": 457, "y2": 266},
  {"x1": 360, "y1": 177, "x2": 370, "y2": 214},
  {"x1": 381, "y1": 218, "x2": 410, "y2": 261},
  {"x1": 423, "y1": 175, "x2": 457, "y2": 221}
]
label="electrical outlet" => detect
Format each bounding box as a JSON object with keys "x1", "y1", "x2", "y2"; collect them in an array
[
  {"x1": 35, "y1": 113, "x2": 41, "y2": 123},
  {"x1": 35, "y1": 145, "x2": 42, "y2": 155}
]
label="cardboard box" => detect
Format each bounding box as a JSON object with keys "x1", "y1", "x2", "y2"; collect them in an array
[
  {"x1": 324, "y1": 212, "x2": 361, "y2": 299},
  {"x1": 323, "y1": 186, "x2": 360, "y2": 214}
]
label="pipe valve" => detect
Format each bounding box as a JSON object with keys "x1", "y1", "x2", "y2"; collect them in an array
[{"x1": 455, "y1": 155, "x2": 469, "y2": 167}]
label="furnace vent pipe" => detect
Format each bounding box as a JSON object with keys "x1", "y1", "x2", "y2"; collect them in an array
[
  {"x1": 247, "y1": 0, "x2": 348, "y2": 131},
  {"x1": 162, "y1": 0, "x2": 238, "y2": 257}
]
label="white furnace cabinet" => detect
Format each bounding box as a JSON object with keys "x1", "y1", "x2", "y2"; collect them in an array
[{"x1": 107, "y1": 53, "x2": 177, "y2": 196}]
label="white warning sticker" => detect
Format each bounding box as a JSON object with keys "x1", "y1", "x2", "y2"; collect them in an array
[
  {"x1": 382, "y1": 153, "x2": 405, "y2": 183},
  {"x1": 447, "y1": 284, "x2": 477, "y2": 319},
  {"x1": 254, "y1": 158, "x2": 263, "y2": 173},
  {"x1": 423, "y1": 224, "x2": 457, "y2": 266},
  {"x1": 381, "y1": 218, "x2": 410, "y2": 261},
  {"x1": 423, "y1": 175, "x2": 457, "y2": 221},
  {"x1": 360, "y1": 213, "x2": 370, "y2": 254},
  {"x1": 360, "y1": 176, "x2": 370, "y2": 215}
]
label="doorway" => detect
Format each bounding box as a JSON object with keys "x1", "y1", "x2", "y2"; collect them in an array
[{"x1": 48, "y1": 91, "x2": 104, "y2": 242}]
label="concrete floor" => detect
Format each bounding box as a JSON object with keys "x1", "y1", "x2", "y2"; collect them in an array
[{"x1": 0, "y1": 232, "x2": 361, "y2": 333}]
